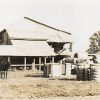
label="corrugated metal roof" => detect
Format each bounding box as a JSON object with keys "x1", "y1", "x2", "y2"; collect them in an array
[
  {"x1": 6, "y1": 17, "x2": 72, "y2": 43},
  {"x1": 0, "y1": 46, "x2": 17, "y2": 56},
  {"x1": 0, "y1": 40, "x2": 55, "y2": 56}
]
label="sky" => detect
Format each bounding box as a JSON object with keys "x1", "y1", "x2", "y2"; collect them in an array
[{"x1": 0, "y1": 0, "x2": 100, "y2": 55}]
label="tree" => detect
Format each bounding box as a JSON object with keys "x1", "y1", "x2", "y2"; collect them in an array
[{"x1": 87, "y1": 31, "x2": 100, "y2": 54}]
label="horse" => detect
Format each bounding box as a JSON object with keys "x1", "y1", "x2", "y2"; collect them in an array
[{"x1": 0, "y1": 61, "x2": 10, "y2": 79}]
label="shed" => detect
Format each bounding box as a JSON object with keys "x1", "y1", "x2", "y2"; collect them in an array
[{"x1": 0, "y1": 17, "x2": 73, "y2": 72}]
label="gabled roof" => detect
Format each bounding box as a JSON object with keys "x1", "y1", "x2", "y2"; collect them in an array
[
  {"x1": 5, "y1": 17, "x2": 72, "y2": 43},
  {"x1": 24, "y1": 17, "x2": 71, "y2": 35}
]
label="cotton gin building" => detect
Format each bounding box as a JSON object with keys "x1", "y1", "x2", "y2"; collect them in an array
[{"x1": 0, "y1": 17, "x2": 73, "y2": 77}]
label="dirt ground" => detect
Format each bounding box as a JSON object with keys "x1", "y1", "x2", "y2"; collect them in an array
[{"x1": 0, "y1": 70, "x2": 100, "y2": 100}]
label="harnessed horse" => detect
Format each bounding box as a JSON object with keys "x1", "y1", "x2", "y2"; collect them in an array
[{"x1": 0, "y1": 61, "x2": 10, "y2": 79}]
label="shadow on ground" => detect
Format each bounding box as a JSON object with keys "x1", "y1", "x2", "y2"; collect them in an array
[{"x1": 25, "y1": 74, "x2": 44, "y2": 77}]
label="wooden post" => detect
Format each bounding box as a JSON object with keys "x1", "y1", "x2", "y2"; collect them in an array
[
  {"x1": 39, "y1": 57, "x2": 41, "y2": 70},
  {"x1": 44, "y1": 57, "x2": 47, "y2": 77},
  {"x1": 60, "y1": 60, "x2": 63, "y2": 74},
  {"x1": 24, "y1": 57, "x2": 26, "y2": 70},
  {"x1": 52, "y1": 57, "x2": 54, "y2": 63},
  {"x1": 44, "y1": 57, "x2": 46, "y2": 64},
  {"x1": 8, "y1": 57, "x2": 10, "y2": 62},
  {"x1": 8, "y1": 57, "x2": 11, "y2": 68},
  {"x1": 32, "y1": 58, "x2": 35, "y2": 70}
]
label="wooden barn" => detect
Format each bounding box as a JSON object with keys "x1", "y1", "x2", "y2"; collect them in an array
[{"x1": 0, "y1": 17, "x2": 73, "y2": 76}]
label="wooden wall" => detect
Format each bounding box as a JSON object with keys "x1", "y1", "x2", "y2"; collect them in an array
[{"x1": 0, "y1": 30, "x2": 12, "y2": 45}]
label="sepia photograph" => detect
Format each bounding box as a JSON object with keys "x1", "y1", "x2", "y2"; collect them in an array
[{"x1": 0, "y1": 0, "x2": 100, "y2": 100}]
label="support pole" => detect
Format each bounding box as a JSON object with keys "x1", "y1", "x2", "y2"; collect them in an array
[
  {"x1": 24, "y1": 57, "x2": 26, "y2": 70},
  {"x1": 8, "y1": 57, "x2": 10, "y2": 62},
  {"x1": 44, "y1": 57, "x2": 47, "y2": 75},
  {"x1": 44, "y1": 57, "x2": 47, "y2": 64},
  {"x1": 51, "y1": 57, "x2": 54, "y2": 77},
  {"x1": 39, "y1": 57, "x2": 41, "y2": 70},
  {"x1": 52, "y1": 57, "x2": 54, "y2": 63},
  {"x1": 8, "y1": 57, "x2": 11, "y2": 68},
  {"x1": 32, "y1": 58, "x2": 35, "y2": 70}
]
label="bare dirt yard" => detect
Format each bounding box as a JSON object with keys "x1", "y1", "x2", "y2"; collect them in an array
[{"x1": 0, "y1": 70, "x2": 100, "y2": 100}]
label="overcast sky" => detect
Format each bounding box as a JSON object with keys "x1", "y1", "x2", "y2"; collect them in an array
[{"x1": 0, "y1": 0, "x2": 100, "y2": 55}]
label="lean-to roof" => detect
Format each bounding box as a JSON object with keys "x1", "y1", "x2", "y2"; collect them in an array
[{"x1": 0, "y1": 40, "x2": 55, "y2": 56}]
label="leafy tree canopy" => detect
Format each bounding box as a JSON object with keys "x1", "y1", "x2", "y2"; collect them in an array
[{"x1": 87, "y1": 31, "x2": 100, "y2": 54}]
